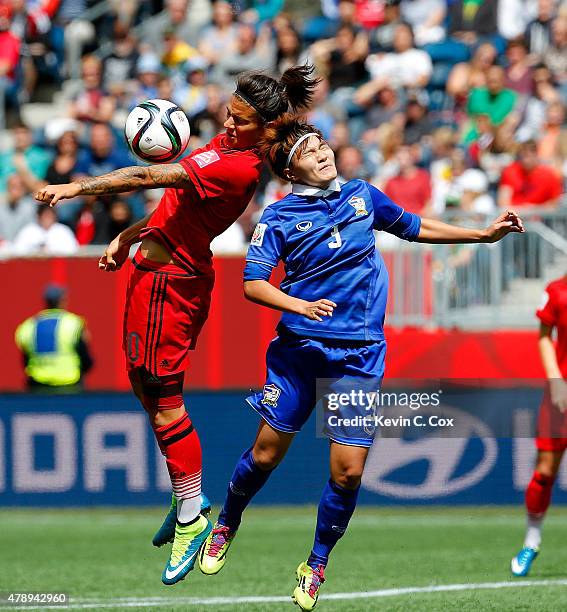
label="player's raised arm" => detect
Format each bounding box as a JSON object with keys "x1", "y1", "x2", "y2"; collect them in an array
[
  {"x1": 34, "y1": 163, "x2": 192, "y2": 207},
  {"x1": 416, "y1": 210, "x2": 525, "y2": 244}
]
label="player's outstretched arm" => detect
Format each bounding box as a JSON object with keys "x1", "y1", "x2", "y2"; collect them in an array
[
  {"x1": 416, "y1": 211, "x2": 525, "y2": 244},
  {"x1": 244, "y1": 280, "x2": 336, "y2": 322},
  {"x1": 35, "y1": 164, "x2": 191, "y2": 207}
]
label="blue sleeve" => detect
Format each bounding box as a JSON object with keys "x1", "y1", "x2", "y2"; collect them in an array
[
  {"x1": 366, "y1": 182, "x2": 421, "y2": 242},
  {"x1": 246, "y1": 207, "x2": 285, "y2": 267},
  {"x1": 243, "y1": 260, "x2": 273, "y2": 281}
]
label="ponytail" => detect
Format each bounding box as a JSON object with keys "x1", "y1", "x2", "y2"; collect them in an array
[{"x1": 235, "y1": 64, "x2": 320, "y2": 123}]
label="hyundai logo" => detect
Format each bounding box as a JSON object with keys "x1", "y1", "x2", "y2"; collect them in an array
[{"x1": 362, "y1": 405, "x2": 497, "y2": 499}]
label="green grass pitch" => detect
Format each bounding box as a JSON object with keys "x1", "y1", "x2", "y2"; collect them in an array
[{"x1": 1, "y1": 506, "x2": 567, "y2": 611}]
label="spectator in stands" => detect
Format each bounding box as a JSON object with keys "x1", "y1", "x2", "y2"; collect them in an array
[
  {"x1": 161, "y1": 27, "x2": 198, "y2": 73},
  {"x1": 213, "y1": 23, "x2": 275, "y2": 92},
  {"x1": 364, "y1": 23, "x2": 433, "y2": 90},
  {"x1": 526, "y1": 0, "x2": 558, "y2": 61},
  {"x1": 430, "y1": 128, "x2": 461, "y2": 214},
  {"x1": 310, "y1": 23, "x2": 369, "y2": 94},
  {"x1": 68, "y1": 55, "x2": 116, "y2": 124},
  {"x1": 447, "y1": 42, "x2": 497, "y2": 101},
  {"x1": 459, "y1": 168, "x2": 496, "y2": 214},
  {"x1": 189, "y1": 83, "x2": 226, "y2": 145},
  {"x1": 544, "y1": 16, "x2": 567, "y2": 99},
  {"x1": 0, "y1": 2, "x2": 21, "y2": 107},
  {"x1": 275, "y1": 25, "x2": 305, "y2": 74},
  {"x1": 369, "y1": 121, "x2": 403, "y2": 188},
  {"x1": 465, "y1": 65, "x2": 518, "y2": 143},
  {"x1": 370, "y1": 0, "x2": 402, "y2": 52},
  {"x1": 497, "y1": 0, "x2": 538, "y2": 42},
  {"x1": 12, "y1": 204, "x2": 78, "y2": 254},
  {"x1": 198, "y1": 0, "x2": 237, "y2": 66},
  {"x1": 403, "y1": 92, "x2": 434, "y2": 145},
  {"x1": 400, "y1": 0, "x2": 447, "y2": 46},
  {"x1": 516, "y1": 63, "x2": 563, "y2": 141},
  {"x1": 504, "y1": 38, "x2": 534, "y2": 97},
  {"x1": 336, "y1": 145, "x2": 368, "y2": 181},
  {"x1": 537, "y1": 100, "x2": 566, "y2": 165},
  {"x1": 128, "y1": 54, "x2": 161, "y2": 109},
  {"x1": 498, "y1": 139, "x2": 563, "y2": 207},
  {"x1": 476, "y1": 120, "x2": 518, "y2": 188},
  {"x1": 15, "y1": 284, "x2": 93, "y2": 391},
  {"x1": 231, "y1": 0, "x2": 285, "y2": 25},
  {"x1": 0, "y1": 122, "x2": 52, "y2": 192},
  {"x1": 0, "y1": 174, "x2": 36, "y2": 244},
  {"x1": 75, "y1": 123, "x2": 131, "y2": 177},
  {"x1": 145, "y1": 0, "x2": 199, "y2": 54},
  {"x1": 79, "y1": 196, "x2": 133, "y2": 245},
  {"x1": 384, "y1": 143, "x2": 432, "y2": 214},
  {"x1": 448, "y1": 0, "x2": 501, "y2": 49},
  {"x1": 173, "y1": 57, "x2": 208, "y2": 118},
  {"x1": 102, "y1": 22, "x2": 139, "y2": 93},
  {"x1": 306, "y1": 78, "x2": 336, "y2": 140}
]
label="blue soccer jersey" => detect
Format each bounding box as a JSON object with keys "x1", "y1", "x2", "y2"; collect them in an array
[{"x1": 244, "y1": 178, "x2": 421, "y2": 341}]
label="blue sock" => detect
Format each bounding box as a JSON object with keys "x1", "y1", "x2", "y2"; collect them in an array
[
  {"x1": 307, "y1": 479, "x2": 360, "y2": 569},
  {"x1": 218, "y1": 447, "x2": 274, "y2": 530}
]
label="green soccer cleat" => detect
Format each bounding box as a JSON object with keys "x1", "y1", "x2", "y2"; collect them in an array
[
  {"x1": 152, "y1": 493, "x2": 212, "y2": 547},
  {"x1": 198, "y1": 522, "x2": 237, "y2": 575},
  {"x1": 292, "y1": 561, "x2": 325, "y2": 610},
  {"x1": 161, "y1": 515, "x2": 212, "y2": 585}
]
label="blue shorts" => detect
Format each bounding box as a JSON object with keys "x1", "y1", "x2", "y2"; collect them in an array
[{"x1": 246, "y1": 332, "x2": 386, "y2": 448}]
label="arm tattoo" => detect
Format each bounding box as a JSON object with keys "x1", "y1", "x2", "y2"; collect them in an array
[{"x1": 77, "y1": 164, "x2": 190, "y2": 195}]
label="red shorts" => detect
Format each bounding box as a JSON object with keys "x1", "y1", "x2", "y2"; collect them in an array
[
  {"x1": 536, "y1": 387, "x2": 567, "y2": 452},
  {"x1": 123, "y1": 250, "x2": 214, "y2": 377}
]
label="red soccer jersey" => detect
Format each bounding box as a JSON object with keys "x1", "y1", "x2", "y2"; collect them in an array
[
  {"x1": 140, "y1": 133, "x2": 262, "y2": 274},
  {"x1": 536, "y1": 277, "x2": 567, "y2": 376},
  {"x1": 500, "y1": 162, "x2": 563, "y2": 206}
]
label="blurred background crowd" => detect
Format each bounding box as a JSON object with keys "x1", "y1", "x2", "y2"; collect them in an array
[{"x1": 0, "y1": 0, "x2": 565, "y2": 256}]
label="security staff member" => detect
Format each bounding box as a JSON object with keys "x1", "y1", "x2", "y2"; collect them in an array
[{"x1": 15, "y1": 284, "x2": 93, "y2": 391}]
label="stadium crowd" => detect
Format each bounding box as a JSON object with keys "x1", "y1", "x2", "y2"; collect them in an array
[{"x1": 0, "y1": 0, "x2": 565, "y2": 256}]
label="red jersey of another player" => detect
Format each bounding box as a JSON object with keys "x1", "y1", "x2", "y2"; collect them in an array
[
  {"x1": 140, "y1": 133, "x2": 262, "y2": 275},
  {"x1": 536, "y1": 277, "x2": 567, "y2": 376}
]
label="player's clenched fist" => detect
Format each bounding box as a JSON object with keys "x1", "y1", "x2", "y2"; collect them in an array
[
  {"x1": 301, "y1": 299, "x2": 336, "y2": 322},
  {"x1": 35, "y1": 183, "x2": 81, "y2": 207}
]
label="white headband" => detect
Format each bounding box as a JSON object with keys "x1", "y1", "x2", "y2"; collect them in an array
[{"x1": 286, "y1": 132, "x2": 319, "y2": 168}]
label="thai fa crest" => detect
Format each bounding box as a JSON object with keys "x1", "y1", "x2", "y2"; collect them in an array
[
  {"x1": 348, "y1": 196, "x2": 368, "y2": 216},
  {"x1": 261, "y1": 384, "x2": 281, "y2": 407}
]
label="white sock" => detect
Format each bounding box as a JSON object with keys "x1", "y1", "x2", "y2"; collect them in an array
[
  {"x1": 524, "y1": 514, "x2": 543, "y2": 549},
  {"x1": 177, "y1": 496, "x2": 201, "y2": 524}
]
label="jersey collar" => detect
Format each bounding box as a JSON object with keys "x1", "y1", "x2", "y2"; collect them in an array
[{"x1": 291, "y1": 179, "x2": 341, "y2": 198}]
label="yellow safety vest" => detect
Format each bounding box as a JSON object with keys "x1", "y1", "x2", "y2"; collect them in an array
[{"x1": 14, "y1": 309, "x2": 85, "y2": 386}]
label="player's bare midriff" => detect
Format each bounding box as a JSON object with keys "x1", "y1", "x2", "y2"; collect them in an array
[{"x1": 140, "y1": 239, "x2": 175, "y2": 264}]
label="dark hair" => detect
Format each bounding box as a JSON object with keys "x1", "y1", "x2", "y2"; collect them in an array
[
  {"x1": 235, "y1": 64, "x2": 320, "y2": 123},
  {"x1": 259, "y1": 113, "x2": 323, "y2": 179}
]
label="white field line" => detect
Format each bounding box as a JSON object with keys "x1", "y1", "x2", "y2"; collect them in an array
[{"x1": 1, "y1": 579, "x2": 566, "y2": 610}]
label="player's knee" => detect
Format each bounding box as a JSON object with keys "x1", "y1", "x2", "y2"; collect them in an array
[
  {"x1": 131, "y1": 367, "x2": 185, "y2": 417},
  {"x1": 252, "y1": 445, "x2": 284, "y2": 471},
  {"x1": 536, "y1": 450, "x2": 564, "y2": 478},
  {"x1": 332, "y1": 466, "x2": 363, "y2": 490}
]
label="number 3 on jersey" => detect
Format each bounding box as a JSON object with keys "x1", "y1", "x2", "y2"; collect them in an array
[{"x1": 328, "y1": 225, "x2": 342, "y2": 249}]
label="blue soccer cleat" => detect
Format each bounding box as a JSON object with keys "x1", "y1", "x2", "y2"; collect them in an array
[
  {"x1": 511, "y1": 546, "x2": 539, "y2": 577},
  {"x1": 152, "y1": 493, "x2": 212, "y2": 547},
  {"x1": 162, "y1": 515, "x2": 212, "y2": 585}
]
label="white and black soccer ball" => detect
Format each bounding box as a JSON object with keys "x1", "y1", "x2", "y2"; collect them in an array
[{"x1": 124, "y1": 99, "x2": 190, "y2": 163}]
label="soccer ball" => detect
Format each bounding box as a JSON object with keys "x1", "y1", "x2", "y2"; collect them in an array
[{"x1": 124, "y1": 99, "x2": 190, "y2": 163}]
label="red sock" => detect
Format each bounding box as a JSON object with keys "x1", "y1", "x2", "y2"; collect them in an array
[
  {"x1": 153, "y1": 411, "x2": 202, "y2": 502},
  {"x1": 525, "y1": 471, "x2": 555, "y2": 518}
]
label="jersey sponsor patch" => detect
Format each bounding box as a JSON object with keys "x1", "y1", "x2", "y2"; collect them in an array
[
  {"x1": 192, "y1": 150, "x2": 221, "y2": 168},
  {"x1": 261, "y1": 383, "x2": 281, "y2": 407},
  {"x1": 296, "y1": 221, "x2": 313, "y2": 232},
  {"x1": 251, "y1": 222, "x2": 267, "y2": 247},
  {"x1": 348, "y1": 195, "x2": 369, "y2": 216}
]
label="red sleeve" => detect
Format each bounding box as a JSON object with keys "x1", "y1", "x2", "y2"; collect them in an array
[
  {"x1": 180, "y1": 150, "x2": 229, "y2": 200},
  {"x1": 536, "y1": 286, "x2": 558, "y2": 327}
]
